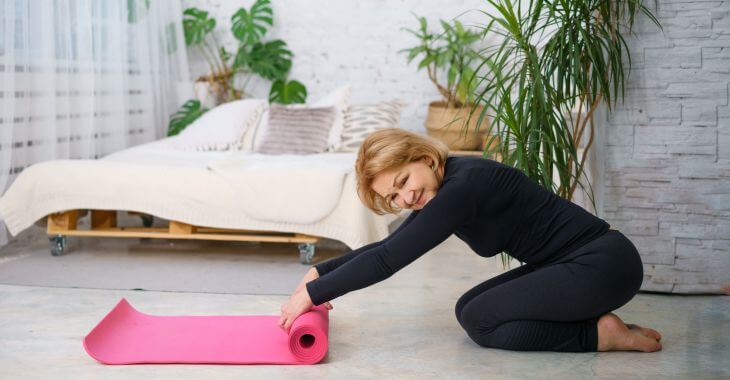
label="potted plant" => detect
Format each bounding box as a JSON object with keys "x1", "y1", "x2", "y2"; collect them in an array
[
  {"x1": 467, "y1": 0, "x2": 661, "y2": 270},
  {"x1": 400, "y1": 14, "x2": 495, "y2": 151},
  {"x1": 168, "y1": 0, "x2": 308, "y2": 136}
]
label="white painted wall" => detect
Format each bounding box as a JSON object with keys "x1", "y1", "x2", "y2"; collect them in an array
[{"x1": 181, "y1": 0, "x2": 495, "y2": 133}]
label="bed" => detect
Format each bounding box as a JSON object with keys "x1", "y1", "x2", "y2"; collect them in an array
[{"x1": 0, "y1": 137, "x2": 400, "y2": 264}]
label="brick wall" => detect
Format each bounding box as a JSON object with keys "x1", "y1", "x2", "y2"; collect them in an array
[
  {"x1": 602, "y1": 1, "x2": 730, "y2": 294},
  {"x1": 184, "y1": 0, "x2": 729, "y2": 294},
  {"x1": 181, "y1": 0, "x2": 489, "y2": 132}
]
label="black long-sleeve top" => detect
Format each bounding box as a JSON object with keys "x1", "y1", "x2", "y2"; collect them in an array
[{"x1": 305, "y1": 155, "x2": 610, "y2": 306}]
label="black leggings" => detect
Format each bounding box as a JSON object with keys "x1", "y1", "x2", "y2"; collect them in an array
[{"x1": 455, "y1": 229, "x2": 644, "y2": 352}]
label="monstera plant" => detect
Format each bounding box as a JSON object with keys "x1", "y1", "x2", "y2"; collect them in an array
[{"x1": 168, "y1": 0, "x2": 307, "y2": 136}]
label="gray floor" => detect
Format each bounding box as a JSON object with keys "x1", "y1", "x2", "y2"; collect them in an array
[{"x1": 0, "y1": 231, "x2": 728, "y2": 379}]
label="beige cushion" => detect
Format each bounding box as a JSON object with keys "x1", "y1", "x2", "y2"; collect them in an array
[
  {"x1": 336, "y1": 100, "x2": 405, "y2": 152},
  {"x1": 313, "y1": 85, "x2": 351, "y2": 152},
  {"x1": 253, "y1": 104, "x2": 337, "y2": 155},
  {"x1": 251, "y1": 85, "x2": 352, "y2": 152}
]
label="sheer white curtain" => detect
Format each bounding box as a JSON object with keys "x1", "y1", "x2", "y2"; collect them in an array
[{"x1": 0, "y1": 0, "x2": 191, "y2": 247}]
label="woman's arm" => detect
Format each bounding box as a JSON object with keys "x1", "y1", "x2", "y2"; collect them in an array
[
  {"x1": 313, "y1": 210, "x2": 420, "y2": 277},
  {"x1": 305, "y1": 176, "x2": 479, "y2": 306}
]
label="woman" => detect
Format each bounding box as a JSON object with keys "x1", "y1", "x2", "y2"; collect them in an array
[{"x1": 279, "y1": 128, "x2": 662, "y2": 353}]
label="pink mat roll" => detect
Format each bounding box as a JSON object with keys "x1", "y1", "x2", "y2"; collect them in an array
[{"x1": 83, "y1": 298, "x2": 329, "y2": 365}]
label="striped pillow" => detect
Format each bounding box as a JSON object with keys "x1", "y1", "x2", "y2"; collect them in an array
[
  {"x1": 336, "y1": 100, "x2": 404, "y2": 152},
  {"x1": 253, "y1": 104, "x2": 337, "y2": 155}
]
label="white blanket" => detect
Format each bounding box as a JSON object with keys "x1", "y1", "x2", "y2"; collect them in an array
[
  {"x1": 0, "y1": 139, "x2": 399, "y2": 249},
  {"x1": 206, "y1": 153, "x2": 353, "y2": 224}
]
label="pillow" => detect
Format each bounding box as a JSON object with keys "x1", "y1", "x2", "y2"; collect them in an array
[
  {"x1": 313, "y1": 84, "x2": 351, "y2": 152},
  {"x1": 169, "y1": 99, "x2": 266, "y2": 151},
  {"x1": 253, "y1": 104, "x2": 338, "y2": 155},
  {"x1": 240, "y1": 111, "x2": 260, "y2": 151},
  {"x1": 336, "y1": 100, "x2": 405, "y2": 152},
  {"x1": 252, "y1": 85, "x2": 352, "y2": 152}
]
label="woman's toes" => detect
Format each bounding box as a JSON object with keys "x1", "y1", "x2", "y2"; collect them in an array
[
  {"x1": 627, "y1": 323, "x2": 662, "y2": 342},
  {"x1": 628, "y1": 329, "x2": 663, "y2": 352},
  {"x1": 646, "y1": 328, "x2": 662, "y2": 342}
]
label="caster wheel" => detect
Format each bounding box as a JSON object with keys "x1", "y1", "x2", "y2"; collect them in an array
[
  {"x1": 297, "y1": 243, "x2": 315, "y2": 265},
  {"x1": 140, "y1": 215, "x2": 154, "y2": 227},
  {"x1": 49, "y1": 235, "x2": 67, "y2": 256}
]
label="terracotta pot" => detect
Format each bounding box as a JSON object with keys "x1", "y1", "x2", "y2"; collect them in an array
[{"x1": 425, "y1": 101, "x2": 489, "y2": 150}]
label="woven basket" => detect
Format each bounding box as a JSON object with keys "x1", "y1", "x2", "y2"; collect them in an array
[{"x1": 425, "y1": 101, "x2": 489, "y2": 150}]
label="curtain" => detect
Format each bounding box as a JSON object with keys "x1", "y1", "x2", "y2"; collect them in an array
[{"x1": 0, "y1": 0, "x2": 191, "y2": 247}]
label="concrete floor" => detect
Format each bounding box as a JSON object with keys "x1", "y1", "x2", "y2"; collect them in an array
[{"x1": 0, "y1": 232, "x2": 728, "y2": 379}]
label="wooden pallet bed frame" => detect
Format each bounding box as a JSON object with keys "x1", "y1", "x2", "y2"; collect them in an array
[
  {"x1": 42, "y1": 151, "x2": 500, "y2": 265},
  {"x1": 46, "y1": 209, "x2": 320, "y2": 264}
]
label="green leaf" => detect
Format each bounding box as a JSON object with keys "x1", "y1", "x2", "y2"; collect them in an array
[
  {"x1": 269, "y1": 79, "x2": 308, "y2": 104},
  {"x1": 183, "y1": 7, "x2": 216, "y2": 46},
  {"x1": 439, "y1": 19, "x2": 452, "y2": 35},
  {"x1": 454, "y1": 20, "x2": 465, "y2": 36},
  {"x1": 405, "y1": 46, "x2": 426, "y2": 62},
  {"x1": 231, "y1": 0, "x2": 273, "y2": 45},
  {"x1": 457, "y1": 67, "x2": 476, "y2": 105},
  {"x1": 418, "y1": 15, "x2": 427, "y2": 31},
  {"x1": 442, "y1": 50, "x2": 454, "y2": 66},
  {"x1": 167, "y1": 99, "x2": 207, "y2": 136},
  {"x1": 245, "y1": 40, "x2": 293, "y2": 80},
  {"x1": 447, "y1": 64, "x2": 457, "y2": 87},
  {"x1": 417, "y1": 54, "x2": 437, "y2": 70}
]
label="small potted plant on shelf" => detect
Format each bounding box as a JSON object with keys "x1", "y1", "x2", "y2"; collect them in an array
[
  {"x1": 168, "y1": 0, "x2": 307, "y2": 136},
  {"x1": 400, "y1": 14, "x2": 495, "y2": 151}
]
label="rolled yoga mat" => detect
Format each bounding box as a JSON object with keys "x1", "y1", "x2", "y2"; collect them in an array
[{"x1": 83, "y1": 298, "x2": 329, "y2": 365}]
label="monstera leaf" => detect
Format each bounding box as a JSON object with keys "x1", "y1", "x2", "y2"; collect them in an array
[
  {"x1": 269, "y1": 79, "x2": 307, "y2": 104},
  {"x1": 183, "y1": 8, "x2": 216, "y2": 45},
  {"x1": 231, "y1": 0, "x2": 273, "y2": 46},
  {"x1": 234, "y1": 39, "x2": 292, "y2": 81},
  {"x1": 167, "y1": 99, "x2": 207, "y2": 136}
]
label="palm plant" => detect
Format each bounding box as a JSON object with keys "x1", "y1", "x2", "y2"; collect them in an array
[
  {"x1": 464, "y1": 0, "x2": 661, "y2": 270},
  {"x1": 168, "y1": 0, "x2": 307, "y2": 136}
]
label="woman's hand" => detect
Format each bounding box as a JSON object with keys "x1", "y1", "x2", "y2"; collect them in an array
[
  {"x1": 294, "y1": 267, "x2": 333, "y2": 310},
  {"x1": 278, "y1": 287, "x2": 314, "y2": 334},
  {"x1": 279, "y1": 267, "x2": 333, "y2": 334}
]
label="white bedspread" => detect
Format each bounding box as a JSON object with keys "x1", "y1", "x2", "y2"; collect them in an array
[
  {"x1": 0, "y1": 139, "x2": 398, "y2": 249},
  {"x1": 205, "y1": 153, "x2": 352, "y2": 224}
]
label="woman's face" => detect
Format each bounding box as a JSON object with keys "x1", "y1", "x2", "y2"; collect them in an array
[{"x1": 371, "y1": 157, "x2": 441, "y2": 211}]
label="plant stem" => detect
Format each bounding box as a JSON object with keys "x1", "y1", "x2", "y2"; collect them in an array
[
  {"x1": 210, "y1": 33, "x2": 228, "y2": 72},
  {"x1": 196, "y1": 45, "x2": 218, "y2": 79},
  {"x1": 427, "y1": 63, "x2": 452, "y2": 104},
  {"x1": 201, "y1": 39, "x2": 224, "y2": 75},
  {"x1": 568, "y1": 92, "x2": 601, "y2": 200}
]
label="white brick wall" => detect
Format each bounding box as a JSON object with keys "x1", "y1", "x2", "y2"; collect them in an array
[
  {"x1": 184, "y1": 0, "x2": 730, "y2": 294},
  {"x1": 602, "y1": 1, "x2": 730, "y2": 294},
  {"x1": 181, "y1": 0, "x2": 490, "y2": 133}
]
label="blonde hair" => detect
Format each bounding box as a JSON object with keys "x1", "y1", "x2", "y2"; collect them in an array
[{"x1": 355, "y1": 128, "x2": 449, "y2": 215}]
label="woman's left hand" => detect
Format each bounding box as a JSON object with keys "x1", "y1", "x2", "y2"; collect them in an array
[{"x1": 278, "y1": 287, "x2": 314, "y2": 334}]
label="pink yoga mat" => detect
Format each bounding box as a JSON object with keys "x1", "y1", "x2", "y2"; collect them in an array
[{"x1": 83, "y1": 298, "x2": 329, "y2": 365}]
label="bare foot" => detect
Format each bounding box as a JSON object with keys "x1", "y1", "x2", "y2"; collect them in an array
[
  {"x1": 626, "y1": 323, "x2": 662, "y2": 342},
  {"x1": 597, "y1": 313, "x2": 663, "y2": 352}
]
